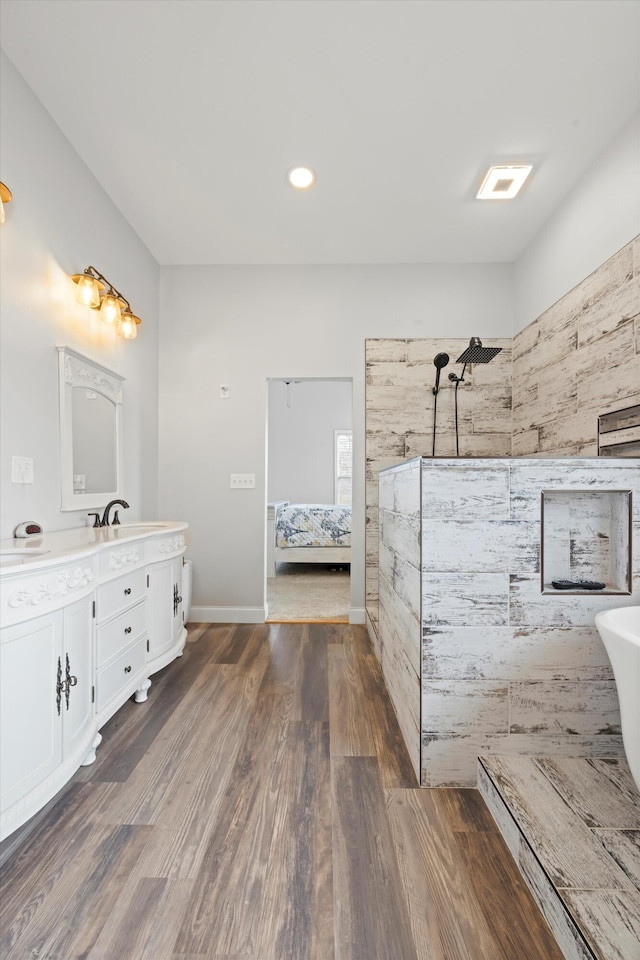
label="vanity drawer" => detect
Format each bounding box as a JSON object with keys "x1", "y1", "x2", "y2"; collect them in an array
[
  {"x1": 96, "y1": 600, "x2": 147, "y2": 668},
  {"x1": 96, "y1": 637, "x2": 146, "y2": 712},
  {"x1": 96, "y1": 568, "x2": 146, "y2": 622}
]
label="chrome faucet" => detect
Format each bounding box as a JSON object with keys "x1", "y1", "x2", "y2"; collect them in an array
[{"x1": 99, "y1": 499, "x2": 130, "y2": 527}]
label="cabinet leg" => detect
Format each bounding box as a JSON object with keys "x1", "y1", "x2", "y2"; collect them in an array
[
  {"x1": 81, "y1": 732, "x2": 102, "y2": 766},
  {"x1": 134, "y1": 678, "x2": 152, "y2": 703}
]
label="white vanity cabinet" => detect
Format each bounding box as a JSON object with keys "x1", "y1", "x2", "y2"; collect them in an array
[
  {"x1": 0, "y1": 521, "x2": 188, "y2": 840},
  {"x1": 147, "y1": 556, "x2": 183, "y2": 659},
  {"x1": 95, "y1": 567, "x2": 148, "y2": 718},
  {"x1": 1, "y1": 612, "x2": 62, "y2": 816},
  {"x1": 61, "y1": 595, "x2": 95, "y2": 762},
  {"x1": 0, "y1": 595, "x2": 95, "y2": 826}
]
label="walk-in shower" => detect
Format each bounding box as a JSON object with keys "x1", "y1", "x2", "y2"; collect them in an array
[{"x1": 431, "y1": 338, "x2": 502, "y2": 456}]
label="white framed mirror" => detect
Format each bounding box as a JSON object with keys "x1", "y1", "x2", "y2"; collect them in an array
[{"x1": 57, "y1": 347, "x2": 125, "y2": 511}]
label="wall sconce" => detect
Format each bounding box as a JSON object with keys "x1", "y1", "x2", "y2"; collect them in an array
[
  {"x1": 71, "y1": 266, "x2": 142, "y2": 339},
  {"x1": 0, "y1": 182, "x2": 12, "y2": 224}
]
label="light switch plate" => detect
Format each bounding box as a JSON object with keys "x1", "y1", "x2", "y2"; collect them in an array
[
  {"x1": 12, "y1": 456, "x2": 34, "y2": 484},
  {"x1": 230, "y1": 473, "x2": 255, "y2": 489}
]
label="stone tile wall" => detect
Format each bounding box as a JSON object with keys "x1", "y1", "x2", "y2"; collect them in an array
[
  {"x1": 366, "y1": 236, "x2": 640, "y2": 630},
  {"x1": 512, "y1": 237, "x2": 640, "y2": 456},
  {"x1": 419, "y1": 457, "x2": 639, "y2": 786},
  {"x1": 378, "y1": 458, "x2": 422, "y2": 780},
  {"x1": 365, "y1": 337, "x2": 512, "y2": 630}
]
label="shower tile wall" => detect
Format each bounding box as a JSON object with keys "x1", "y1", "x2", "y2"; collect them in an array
[
  {"x1": 378, "y1": 457, "x2": 640, "y2": 788},
  {"x1": 366, "y1": 237, "x2": 639, "y2": 633},
  {"x1": 365, "y1": 338, "x2": 512, "y2": 632},
  {"x1": 512, "y1": 236, "x2": 640, "y2": 455},
  {"x1": 378, "y1": 458, "x2": 422, "y2": 779}
]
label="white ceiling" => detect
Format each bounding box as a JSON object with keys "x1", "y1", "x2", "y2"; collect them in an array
[{"x1": 1, "y1": 0, "x2": 639, "y2": 265}]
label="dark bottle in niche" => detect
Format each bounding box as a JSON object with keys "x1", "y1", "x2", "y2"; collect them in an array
[{"x1": 551, "y1": 580, "x2": 606, "y2": 591}]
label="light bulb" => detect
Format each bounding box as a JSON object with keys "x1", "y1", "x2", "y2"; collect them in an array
[
  {"x1": 100, "y1": 294, "x2": 122, "y2": 324},
  {"x1": 287, "y1": 166, "x2": 316, "y2": 189},
  {"x1": 75, "y1": 275, "x2": 100, "y2": 308},
  {"x1": 118, "y1": 313, "x2": 138, "y2": 339}
]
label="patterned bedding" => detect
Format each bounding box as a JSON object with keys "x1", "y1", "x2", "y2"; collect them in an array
[{"x1": 275, "y1": 504, "x2": 351, "y2": 548}]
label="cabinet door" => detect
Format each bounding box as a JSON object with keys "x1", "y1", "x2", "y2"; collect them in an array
[
  {"x1": 0, "y1": 613, "x2": 63, "y2": 813},
  {"x1": 62, "y1": 596, "x2": 95, "y2": 760},
  {"x1": 147, "y1": 559, "x2": 173, "y2": 658},
  {"x1": 172, "y1": 557, "x2": 183, "y2": 644}
]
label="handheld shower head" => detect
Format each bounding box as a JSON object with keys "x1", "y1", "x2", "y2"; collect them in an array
[
  {"x1": 432, "y1": 352, "x2": 450, "y2": 395},
  {"x1": 456, "y1": 337, "x2": 502, "y2": 365}
]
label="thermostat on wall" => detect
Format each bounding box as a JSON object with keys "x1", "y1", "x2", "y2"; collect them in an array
[{"x1": 14, "y1": 521, "x2": 43, "y2": 538}]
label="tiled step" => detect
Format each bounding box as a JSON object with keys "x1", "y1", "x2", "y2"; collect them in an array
[{"x1": 478, "y1": 755, "x2": 640, "y2": 960}]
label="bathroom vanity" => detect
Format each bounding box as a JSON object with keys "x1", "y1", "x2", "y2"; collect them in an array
[{"x1": 0, "y1": 521, "x2": 188, "y2": 840}]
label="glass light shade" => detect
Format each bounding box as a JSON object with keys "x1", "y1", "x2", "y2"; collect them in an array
[
  {"x1": 0, "y1": 182, "x2": 11, "y2": 224},
  {"x1": 100, "y1": 295, "x2": 123, "y2": 325},
  {"x1": 75, "y1": 275, "x2": 101, "y2": 308},
  {"x1": 118, "y1": 313, "x2": 138, "y2": 339}
]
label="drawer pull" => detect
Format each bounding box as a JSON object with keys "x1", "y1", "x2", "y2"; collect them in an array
[
  {"x1": 124, "y1": 665, "x2": 132, "y2": 674},
  {"x1": 124, "y1": 626, "x2": 132, "y2": 634},
  {"x1": 124, "y1": 587, "x2": 132, "y2": 596}
]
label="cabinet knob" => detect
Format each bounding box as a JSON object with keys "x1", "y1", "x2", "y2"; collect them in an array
[
  {"x1": 124, "y1": 626, "x2": 132, "y2": 634},
  {"x1": 124, "y1": 587, "x2": 132, "y2": 596},
  {"x1": 176, "y1": 595, "x2": 182, "y2": 604},
  {"x1": 124, "y1": 665, "x2": 132, "y2": 674},
  {"x1": 68, "y1": 675, "x2": 78, "y2": 687}
]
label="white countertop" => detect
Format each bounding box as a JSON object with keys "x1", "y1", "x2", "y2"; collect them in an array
[{"x1": 0, "y1": 521, "x2": 188, "y2": 575}]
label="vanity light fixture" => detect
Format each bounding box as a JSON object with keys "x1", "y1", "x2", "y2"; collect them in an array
[
  {"x1": 71, "y1": 266, "x2": 142, "y2": 339},
  {"x1": 476, "y1": 164, "x2": 533, "y2": 200},
  {"x1": 0, "y1": 182, "x2": 13, "y2": 224},
  {"x1": 287, "y1": 166, "x2": 316, "y2": 190}
]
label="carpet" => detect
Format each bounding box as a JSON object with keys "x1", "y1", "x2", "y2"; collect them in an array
[{"x1": 266, "y1": 562, "x2": 350, "y2": 621}]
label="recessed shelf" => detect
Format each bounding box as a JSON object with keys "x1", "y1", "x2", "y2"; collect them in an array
[
  {"x1": 541, "y1": 490, "x2": 632, "y2": 596},
  {"x1": 598, "y1": 404, "x2": 640, "y2": 457}
]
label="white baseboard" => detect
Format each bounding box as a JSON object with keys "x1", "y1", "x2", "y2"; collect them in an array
[
  {"x1": 189, "y1": 606, "x2": 266, "y2": 624},
  {"x1": 349, "y1": 607, "x2": 366, "y2": 624}
]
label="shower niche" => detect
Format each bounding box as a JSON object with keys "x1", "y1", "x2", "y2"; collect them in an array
[{"x1": 541, "y1": 489, "x2": 632, "y2": 595}]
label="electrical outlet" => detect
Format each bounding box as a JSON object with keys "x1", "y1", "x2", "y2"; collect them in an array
[
  {"x1": 12, "y1": 456, "x2": 34, "y2": 484},
  {"x1": 230, "y1": 473, "x2": 256, "y2": 489}
]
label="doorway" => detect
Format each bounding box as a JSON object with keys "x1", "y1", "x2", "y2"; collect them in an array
[{"x1": 265, "y1": 378, "x2": 353, "y2": 622}]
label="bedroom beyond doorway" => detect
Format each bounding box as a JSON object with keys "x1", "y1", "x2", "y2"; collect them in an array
[{"x1": 266, "y1": 378, "x2": 353, "y2": 622}]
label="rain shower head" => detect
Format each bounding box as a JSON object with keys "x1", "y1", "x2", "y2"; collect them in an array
[{"x1": 456, "y1": 338, "x2": 502, "y2": 364}]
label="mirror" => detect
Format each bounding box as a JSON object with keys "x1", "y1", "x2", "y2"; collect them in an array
[{"x1": 58, "y1": 347, "x2": 124, "y2": 511}]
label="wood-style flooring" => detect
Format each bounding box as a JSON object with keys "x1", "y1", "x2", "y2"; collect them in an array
[{"x1": 0, "y1": 623, "x2": 563, "y2": 960}]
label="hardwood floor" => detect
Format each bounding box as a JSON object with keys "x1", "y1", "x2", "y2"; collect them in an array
[{"x1": 0, "y1": 623, "x2": 563, "y2": 960}]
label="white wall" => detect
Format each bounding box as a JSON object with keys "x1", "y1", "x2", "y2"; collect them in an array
[
  {"x1": 268, "y1": 379, "x2": 352, "y2": 504},
  {"x1": 0, "y1": 52, "x2": 160, "y2": 539},
  {"x1": 514, "y1": 111, "x2": 640, "y2": 332},
  {"x1": 158, "y1": 263, "x2": 513, "y2": 619}
]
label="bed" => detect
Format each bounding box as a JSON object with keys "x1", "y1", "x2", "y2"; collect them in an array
[{"x1": 266, "y1": 501, "x2": 351, "y2": 577}]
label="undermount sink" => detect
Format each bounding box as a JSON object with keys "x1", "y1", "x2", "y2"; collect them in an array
[
  {"x1": 111, "y1": 523, "x2": 170, "y2": 534},
  {"x1": 0, "y1": 549, "x2": 50, "y2": 566}
]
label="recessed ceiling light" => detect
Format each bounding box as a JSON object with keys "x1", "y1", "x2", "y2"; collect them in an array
[
  {"x1": 476, "y1": 164, "x2": 533, "y2": 200},
  {"x1": 287, "y1": 166, "x2": 316, "y2": 190}
]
